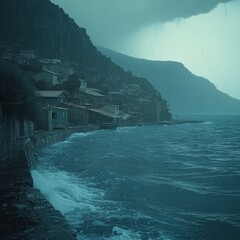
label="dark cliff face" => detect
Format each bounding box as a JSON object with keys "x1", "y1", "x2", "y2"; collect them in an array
[
  {"x1": 0, "y1": 0, "x2": 155, "y2": 92},
  {"x1": 0, "y1": 0, "x2": 171, "y2": 120},
  {"x1": 0, "y1": 0, "x2": 96, "y2": 66}
]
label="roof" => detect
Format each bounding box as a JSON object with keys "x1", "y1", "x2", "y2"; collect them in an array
[
  {"x1": 61, "y1": 102, "x2": 87, "y2": 110},
  {"x1": 90, "y1": 108, "x2": 122, "y2": 118},
  {"x1": 137, "y1": 98, "x2": 152, "y2": 103},
  {"x1": 109, "y1": 91, "x2": 123, "y2": 95},
  {"x1": 52, "y1": 106, "x2": 67, "y2": 111},
  {"x1": 81, "y1": 88, "x2": 105, "y2": 97},
  {"x1": 43, "y1": 69, "x2": 60, "y2": 76},
  {"x1": 36, "y1": 91, "x2": 66, "y2": 98},
  {"x1": 20, "y1": 50, "x2": 35, "y2": 53}
]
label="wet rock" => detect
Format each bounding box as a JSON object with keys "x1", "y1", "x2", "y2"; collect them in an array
[{"x1": 0, "y1": 155, "x2": 76, "y2": 240}]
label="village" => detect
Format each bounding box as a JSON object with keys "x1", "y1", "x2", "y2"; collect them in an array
[{"x1": 0, "y1": 43, "x2": 171, "y2": 136}]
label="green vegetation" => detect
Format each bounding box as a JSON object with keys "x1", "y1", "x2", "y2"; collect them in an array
[
  {"x1": 64, "y1": 73, "x2": 80, "y2": 96},
  {"x1": 19, "y1": 60, "x2": 42, "y2": 73},
  {"x1": 0, "y1": 61, "x2": 39, "y2": 120}
]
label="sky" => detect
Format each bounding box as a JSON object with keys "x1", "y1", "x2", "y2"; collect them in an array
[{"x1": 51, "y1": 0, "x2": 240, "y2": 100}]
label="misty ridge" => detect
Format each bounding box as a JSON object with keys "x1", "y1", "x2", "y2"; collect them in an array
[
  {"x1": 0, "y1": 1, "x2": 240, "y2": 240},
  {"x1": 98, "y1": 47, "x2": 240, "y2": 115},
  {"x1": 1, "y1": 0, "x2": 240, "y2": 117}
]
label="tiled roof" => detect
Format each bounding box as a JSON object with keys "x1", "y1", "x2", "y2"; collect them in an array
[
  {"x1": 81, "y1": 89, "x2": 105, "y2": 97},
  {"x1": 43, "y1": 69, "x2": 60, "y2": 76},
  {"x1": 52, "y1": 106, "x2": 67, "y2": 111},
  {"x1": 90, "y1": 108, "x2": 122, "y2": 118},
  {"x1": 36, "y1": 91, "x2": 66, "y2": 98},
  {"x1": 62, "y1": 102, "x2": 87, "y2": 110}
]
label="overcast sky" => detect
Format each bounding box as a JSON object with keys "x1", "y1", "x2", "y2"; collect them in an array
[{"x1": 51, "y1": 0, "x2": 240, "y2": 99}]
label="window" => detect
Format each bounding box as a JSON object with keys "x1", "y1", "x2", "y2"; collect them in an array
[{"x1": 52, "y1": 112, "x2": 57, "y2": 119}]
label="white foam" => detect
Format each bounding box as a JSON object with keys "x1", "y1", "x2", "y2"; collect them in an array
[
  {"x1": 110, "y1": 227, "x2": 141, "y2": 240},
  {"x1": 50, "y1": 140, "x2": 72, "y2": 149},
  {"x1": 116, "y1": 126, "x2": 138, "y2": 133},
  {"x1": 31, "y1": 169, "x2": 104, "y2": 215},
  {"x1": 69, "y1": 131, "x2": 98, "y2": 139},
  {"x1": 201, "y1": 121, "x2": 213, "y2": 124}
]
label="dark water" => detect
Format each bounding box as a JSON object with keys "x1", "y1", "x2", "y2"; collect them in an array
[{"x1": 32, "y1": 115, "x2": 240, "y2": 240}]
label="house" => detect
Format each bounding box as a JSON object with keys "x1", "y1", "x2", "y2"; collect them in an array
[
  {"x1": 19, "y1": 50, "x2": 37, "y2": 59},
  {"x1": 79, "y1": 79, "x2": 87, "y2": 90},
  {"x1": 43, "y1": 64, "x2": 76, "y2": 78},
  {"x1": 39, "y1": 106, "x2": 68, "y2": 130},
  {"x1": 89, "y1": 105, "x2": 123, "y2": 128},
  {"x1": 33, "y1": 69, "x2": 60, "y2": 86},
  {"x1": 37, "y1": 91, "x2": 68, "y2": 107},
  {"x1": 125, "y1": 83, "x2": 140, "y2": 96},
  {"x1": 71, "y1": 80, "x2": 105, "y2": 107},
  {"x1": 39, "y1": 58, "x2": 61, "y2": 64},
  {"x1": 61, "y1": 102, "x2": 89, "y2": 126},
  {"x1": 79, "y1": 88, "x2": 106, "y2": 108},
  {"x1": 51, "y1": 106, "x2": 68, "y2": 129}
]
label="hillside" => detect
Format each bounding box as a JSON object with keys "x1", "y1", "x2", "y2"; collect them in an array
[
  {"x1": 0, "y1": 0, "x2": 154, "y2": 92},
  {"x1": 0, "y1": 0, "x2": 171, "y2": 122},
  {"x1": 98, "y1": 47, "x2": 240, "y2": 114}
]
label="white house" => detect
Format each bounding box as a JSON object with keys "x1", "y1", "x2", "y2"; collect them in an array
[
  {"x1": 33, "y1": 69, "x2": 60, "y2": 86},
  {"x1": 19, "y1": 50, "x2": 37, "y2": 59}
]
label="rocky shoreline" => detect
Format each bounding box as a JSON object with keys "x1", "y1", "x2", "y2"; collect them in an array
[
  {"x1": 0, "y1": 152, "x2": 77, "y2": 239},
  {"x1": 1, "y1": 120, "x2": 204, "y2": 239},
  {"x1": 0, "y1": 125, "x2": 98, "y2": 240}
]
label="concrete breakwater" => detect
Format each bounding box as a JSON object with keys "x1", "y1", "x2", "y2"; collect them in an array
[{"x1": 0, "y1": 125, "x2": 98, "y2": 239}]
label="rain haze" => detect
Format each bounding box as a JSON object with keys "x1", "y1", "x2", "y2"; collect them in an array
[
  {"x1": 1, "y1": 1, "x2": 240, "y2": 239},
  {"x1": 51, "y1": 0, "x2": 240, "y2": 99}
]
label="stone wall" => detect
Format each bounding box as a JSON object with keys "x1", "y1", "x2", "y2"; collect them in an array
[
  {"x1": 23, "y1": 125, "x2": 98, "y2": 168},
  {"x1": 0, "y1": 124, "x2": 98, "y2": 239},
  {"x1": 0, "y1": 106, "x2": 20, "y2": 161}
]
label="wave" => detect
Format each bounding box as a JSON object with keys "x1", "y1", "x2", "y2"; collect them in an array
[
  {"x1": 116, "y1": 126, "x2": 139, "y2": 133},
  {"x1": 69, "y1": 131, "x2": 99, "y2": 139},
  {"x1": 31, "y1": 116, "x2": 240, "y2": 239},
  {"x1": 31, "y1": 168, "x2": 104, "y2": 216},
  {"x1": 109, "y1": 227, "x2": 141, "y2": 240}
]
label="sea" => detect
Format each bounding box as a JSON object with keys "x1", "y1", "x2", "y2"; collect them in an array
[{"x1": 31, "y1": 115, "x2": 240, "y2": 240}]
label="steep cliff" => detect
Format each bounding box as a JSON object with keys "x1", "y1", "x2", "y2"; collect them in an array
[
  {"x1": 0, "y1": 0, "x2": 153, "y2": 92},
  {"x1": 98, "y1": 47, "x2": 240, "y2": 114},
  {"x1": 0, "y1": 0, "x2": 93, "y2": 65},
  {"x1": 0, "y1": 0, "x2": 172, "y2": 121}
]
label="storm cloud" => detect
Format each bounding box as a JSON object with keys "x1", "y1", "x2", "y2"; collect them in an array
[
  {"x1": 51, "y1": 0, "x2": 235, "y2": 47},
  {"x1": 50, "y1": 0, "x2": 240, "y2": 99}
]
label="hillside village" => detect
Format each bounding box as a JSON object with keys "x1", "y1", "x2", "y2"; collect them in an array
[{"x1": 0, "y1": 43, "x2": 172, "y2": 136}]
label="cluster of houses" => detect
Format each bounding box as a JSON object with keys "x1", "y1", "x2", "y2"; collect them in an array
[
  {"x1": 0, "y1": 43, "x2": 171, "y2": 131},
  {"x1": 36, "y1": 86, "x2": 125, "y2": 130}
]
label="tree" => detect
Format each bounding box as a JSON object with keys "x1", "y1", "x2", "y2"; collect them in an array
[
  {"x1": 0, "y1": 61, "x2": 39, "y2": 121},
  {"x1": 35, "y1": 80, "x2": 51, "y2": 90},
  {"x1": 19, "y1": 60, "x2": 42, "y2": 73},
  {"x1": 63, "y1": 73, "x2": 80, "y2": 96}
]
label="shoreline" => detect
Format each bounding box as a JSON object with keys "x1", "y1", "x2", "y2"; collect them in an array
[
  {"x1": 23, "y1": 125, "x2": 99, "y2": 169},
  {"x1": 1, "y1": 119, "x2": 204, "y2": 239},
  {"x1": 0, "y1": 125, "x2": 99, "y2": 239}
]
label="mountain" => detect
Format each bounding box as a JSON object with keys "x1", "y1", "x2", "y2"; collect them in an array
[
  {"x1": 98, "y1": 47, "x2": 240, "y2": 114},
  {"x1": 0, "y1": 0, "x2": 171, "y2": 121},
  {"x1": 0, "y1": 0, "x2": 157, "y2": 92}
]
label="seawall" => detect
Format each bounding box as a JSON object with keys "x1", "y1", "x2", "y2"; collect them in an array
[
  {"x1": 23, "y1": 126, "x2": 98, "y2": 169},
  {"x1": 0, "y1": 125, "x2": 98, "y2": 239}
]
